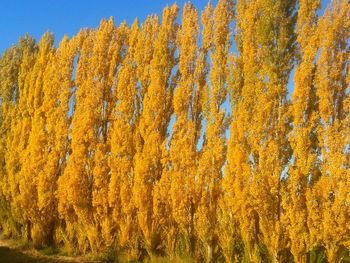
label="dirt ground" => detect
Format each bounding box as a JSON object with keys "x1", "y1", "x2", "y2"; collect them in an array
[{"x1": 0, "y1": 239, "x2": 101, "y2": 263}]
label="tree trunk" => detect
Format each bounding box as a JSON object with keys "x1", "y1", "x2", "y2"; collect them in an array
[
  {"x1": 326, "y1": 244, "x2": 340, "y2": 263},
  {"x1": 207, "y1": 243, "x2": 213, "y2": 263},
  {"x1": 26, "y1": 221, "x2": 32, "y2": 241},
  {"x1": 223, "y1": 250, "x2": 234, "y2": 263},
  {"x1": 272, "y1": 250, "x2": 280, "y2": 263},
  {"x1": 296, "y1": 253, "x2": 307, "y2": 263}
]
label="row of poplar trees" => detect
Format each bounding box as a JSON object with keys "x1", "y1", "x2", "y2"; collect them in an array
[{"x1": 0, "y1": 0, "x2": 349, "y2": 262}]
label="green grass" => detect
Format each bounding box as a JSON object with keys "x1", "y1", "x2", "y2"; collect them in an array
[{"x1": 39, "y1": 246, "x2": 60, "y2": 256}]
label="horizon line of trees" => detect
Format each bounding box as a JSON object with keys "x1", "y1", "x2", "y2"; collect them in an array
[{"x1": 0, "y1": 0, "x2": 350, "y2": 262}]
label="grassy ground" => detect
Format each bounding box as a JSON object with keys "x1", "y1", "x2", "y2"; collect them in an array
[
  {"x1": 0, "y1": 238, "x2": 199, "y2": 262},
  {"x1": 0, "y1": 238, "x2": 101, "y2": 263}
]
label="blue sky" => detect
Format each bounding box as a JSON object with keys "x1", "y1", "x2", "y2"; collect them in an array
[
  {"x1": 1, "y1": 0, "x2": 330, "y2": 54},
  {"x1": 0, "y1": 0, "x2": 208, "y2": 53}
]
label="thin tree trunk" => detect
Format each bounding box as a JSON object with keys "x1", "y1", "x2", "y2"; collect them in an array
[{"x1": 207, "y1": 243, "x2": 213, "y2": 263}]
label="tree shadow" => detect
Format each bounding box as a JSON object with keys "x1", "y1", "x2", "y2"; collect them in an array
[{"x1": 0, "y1": 246, "x2": 64, "y2": 263}]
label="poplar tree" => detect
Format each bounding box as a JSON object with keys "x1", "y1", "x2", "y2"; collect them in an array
[
  {"x1": 219, "y1": 54, "x2": 241, "y2": 263},
  {"x1": 91, "y1": 19, "x2": 127, "y2": 250},
  {"x1": 57, "y1": 29, "x2": 94, "y2": 252},
  {"x1": 166, "y1": 2, "x2": 199, "y2": 256},
  {"x1": 308, "y1": 1, "x2": 350, "y2": 261},
  {"x1": 18, "y1": 32, "x2": 54, "y2": 245},
  {"x1": 195, "y1": 0, "x2": 233, "y2": 262},
  {"x1": 227, "y1": 0, "x2": 296, "y2": 261},
  {"x1": 251, "y1": 0, "x2": 296, "y2": 261},
  {"x1": 4, "y1": 36, "x2": 38, "y2": 240},
  {"x1": 55, "y1": 30, "x2": 88, "y2": 252},
  {"x1": 0, "y1": 44, "x2": 22, "y2": 237},
  {"x1": 286, "y1": 0, "x2": 320, "y2": 261},
  {"x1": 133, "y1": 4, "x2": 178, "y2": 256},
  {"x1": 226, "y1": 0, "x2": 263, "y2": 260},
  {"x1": 57, "y1": 18, "x2": 124, "y2": 251},
  {"x1": 109, "y1": 20, "x2": 140, "y2": 258},
  {"x1": 38, "y1": 35, "x2": 77, "y2": 246}
]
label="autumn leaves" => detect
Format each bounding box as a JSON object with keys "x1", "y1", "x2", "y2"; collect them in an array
[{"x1": 0, "y1": 0, "x2": 349, "y2": 262}]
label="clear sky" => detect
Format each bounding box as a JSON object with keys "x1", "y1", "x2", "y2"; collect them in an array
[{"x1": 1, "y1": 0, "x2": 330, "y2": 54}]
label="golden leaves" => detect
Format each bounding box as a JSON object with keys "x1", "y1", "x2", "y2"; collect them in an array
[{"x1": 0, "y1": 0, "x2": 349, "y2": 262}]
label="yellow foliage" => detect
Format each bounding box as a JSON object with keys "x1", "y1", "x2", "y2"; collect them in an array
[{"x1": 0, "y1": 1, "x2": 349, "y2": 262}]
